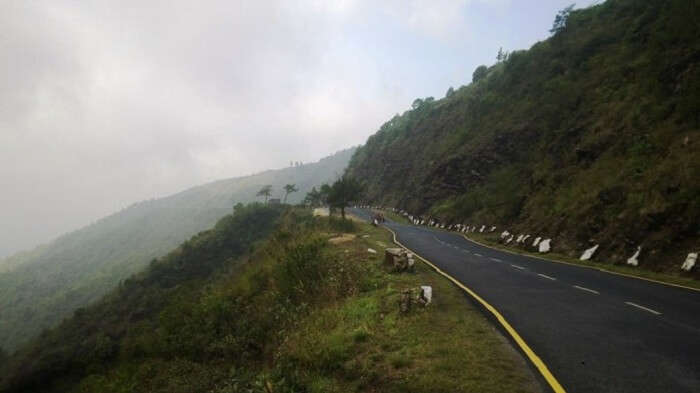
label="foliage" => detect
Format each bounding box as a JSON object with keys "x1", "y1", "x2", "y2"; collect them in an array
[
  {"x1": 0, "y1": 203, "x2": 285, "y2": 392},
  {"x1": 472, "y1": 65, "x2": 488, "y2": 83},
  {"x1": 282, "y1": 184, "x2": 298, "y2": 203},
  {"x1": 0, "y1": 148, "x2": 356, "y2": 352},
  {"x1": 347, "y1": 0, "x2": 700, "y2": 271},
  {"x1": 1, "y1": 212, "x2": 540, "y2": 393},
  {"x1": 496, "y1": 47, "x2": 508, "y2": 62},
  {"x1": 303, "y1": 186, "x2": 322, "y2": 207},
  {"x1": 327, "y1": 176, "x2": 365, "y2": 219},
  {"x1": 550, "y1": 4, "x2": 576, "y2": 34},
  {"x1": 256, "y1": 185, "x2": 272, "y2": 202}
]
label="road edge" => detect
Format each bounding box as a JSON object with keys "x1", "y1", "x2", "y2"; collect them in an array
[
  {"x1": 458, "y1": 233, "x2": 700, "y2": 293},
  {"x1": 383, "y1": 225, "x2": 567, "y2": 393}
]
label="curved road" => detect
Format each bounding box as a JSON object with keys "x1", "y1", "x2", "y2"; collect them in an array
[{"x1": 351, "y1": 208, "x2": 700, "y2": 393}]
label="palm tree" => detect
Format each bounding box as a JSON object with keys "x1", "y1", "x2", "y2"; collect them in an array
[
  {"x1": 256, "y1": 185, "x2": 272, "y2": 203},
  {"x1": 283, "y1": 184, "x2": 298, "y2": 204}
]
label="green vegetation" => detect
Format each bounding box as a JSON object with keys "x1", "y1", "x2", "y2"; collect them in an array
[
  {"x1": 0, "y1": 148, "x2": 355, "y2": 352},
  {"x1": 283, "y1": 183, "x2": 299, "y2": 203},
  {"x1": 462, "y1": 230, "x2": 700, "y2": 290},
  {"x1": 0, "y1": 207, "x2": 540, "y2": 393},
  {"x1": 327, "y1": 175, "x2": 365, "y2": 219},
  {"x1": 347, "y1": 0, "x2": 699, "y2": 274},
  {"x1": 256, "y1": 185, "x2": 273, "y2": 202}
]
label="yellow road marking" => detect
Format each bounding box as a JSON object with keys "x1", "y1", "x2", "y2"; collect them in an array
[{"x1": 384, "y1": 226, "x2": 567, "y2": 393}]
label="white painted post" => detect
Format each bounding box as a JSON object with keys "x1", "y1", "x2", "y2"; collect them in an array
[
  {"x1": 681, "y1": 253, "x2": 697, "y2": 272},
  {"x1": 627, "y1": 246, "x2": 641, "y2": 266},
  {"x1": 579, "y1": 244, "x2": 599, "y2": 261}
]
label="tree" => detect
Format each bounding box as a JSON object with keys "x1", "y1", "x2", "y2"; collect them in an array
[
  {"x1": 327, "y1": 175, "x2": 364, "y2": 219},
  {"x1": 256, "y1": 185, "x2": 272, "y2": 203},
  {"x1": 445, "y1": 86, "x2": 455, "y2": 98},
  {"x1": 496, "y1": 47, "x2": 509, "y2": 62},
  {"x1": 319, "y1": 183, "x2": 332, "y2": 206},
  {"x1": 550, "y1": 4, "x2": 575, "y2": 34},
  {"x1": 411, "y1": 98, "x2": 424, "y2": 110},
  {"x1": 303, "y1": 187, "x2": 322, "y2": 207},
  {"x1": 283, "y1": 184, "x2": 298, "y2": 203},
  {"x1": 472, "y1": 65, "x2": 488, "y2": 83}
]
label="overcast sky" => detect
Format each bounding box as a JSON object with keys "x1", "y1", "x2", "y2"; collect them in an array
[{"x1": 0, "y1": 0, "x2": 597, "y2": 257}]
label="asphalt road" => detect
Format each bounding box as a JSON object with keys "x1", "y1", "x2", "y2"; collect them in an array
[{"x1": 350, "y1": 208, "x2": 700, "y2": 393}]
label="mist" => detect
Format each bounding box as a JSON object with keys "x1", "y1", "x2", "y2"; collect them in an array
[{"x1": 0, "y1": 0, "x2": 596, "y2": 257}]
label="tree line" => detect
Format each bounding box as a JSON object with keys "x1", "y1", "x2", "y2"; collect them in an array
[{"x1": 256, "y1": 175, "x2": 364, "y2": 219}]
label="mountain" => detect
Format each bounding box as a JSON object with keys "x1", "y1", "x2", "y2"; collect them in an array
[
  {"x1": 0, "y1": 147, "x2": 355, "y2": 352},
  {"x1": 0, "y1": 206, "x2": 541, "y2": 393},
  {"x1": 347, "y1": 0, "x2": 699, "y2": 272},
  {"x1": 0, "y1": 203, "x2": 286, "y2": 393}
]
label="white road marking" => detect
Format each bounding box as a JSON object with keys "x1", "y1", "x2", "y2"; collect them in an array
[
  {"x1": 490, "y1": 257, "x2": 502, "y2": 262},
  {"x1": 511, "y1": 264, "x2": 526, "y2": 270},
  {"x1": 474, "y1": 253, "x2": 483, "y2": 257},
  {"x1": 573, "y1": 285, "x2": 599, "y2": 295},
  {"x1": 538, "y1": 273, "x2": 556, "y2": 281},
  {"x1": 625, "y1": 302, "x2": 662, "y2": 315}
]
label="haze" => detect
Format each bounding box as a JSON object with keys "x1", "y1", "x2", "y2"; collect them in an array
[{"x1": 0, "y1": 0, "x2": 596, "y2": 257}]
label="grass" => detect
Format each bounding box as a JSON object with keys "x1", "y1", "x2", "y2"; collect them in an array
[
  {"x1": 461, "y1": 230, "x2": 700, "y2": 291},
  {"x1": 374, "y1": 207, "x2": 699, "y2": 291},
  {"x1": 28, "y1": 210, "x2": 543, "y2": 393},
  {"x1": 277, "y1": 219, "x2": 543, "y2": 393}
]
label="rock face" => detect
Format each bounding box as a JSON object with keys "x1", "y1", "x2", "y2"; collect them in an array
[
  {"x1": 681, "y1": 253, "x2": 698, "y2": 272},
  {"x1": 627, "y1": 246, "x2": 642, "y2": 266},
  {"x1": 580, "y1": 244, "x2": 599, "y2": 261},
  {"x1": 539, "y1": 239, "x2": 551, "y2": 253}
]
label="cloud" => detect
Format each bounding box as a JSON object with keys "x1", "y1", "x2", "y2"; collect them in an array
[{"x1": 0, "y1": 0, "x2": 594, "y2": 256}]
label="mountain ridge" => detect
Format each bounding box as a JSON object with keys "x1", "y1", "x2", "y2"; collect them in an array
[
  {"x1": 0, "y1": 147, "x2": 356, "y2": 351},
  {"x1": 347, "y1": 0, "x2": 699, "y2": 272}
]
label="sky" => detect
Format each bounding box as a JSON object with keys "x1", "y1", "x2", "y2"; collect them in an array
[{"x1": 0, "y1": 0, "x2": 598, "y2": 257}]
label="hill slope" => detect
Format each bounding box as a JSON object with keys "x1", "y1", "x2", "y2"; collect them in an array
[
  {"x1": 0, "y1": 147, "x2": 355, "y2": 352},
  {"x1": 0, "y1": 206, "x2": 541, "y2": 393},
  {"x1": 347, "y1": 0, "x2": 699, "y2": 272}
]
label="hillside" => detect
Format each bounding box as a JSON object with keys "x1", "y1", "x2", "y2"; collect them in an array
[
  {"x1": 0, "y1": 206, "x2": 541, "y2": 393},
  {"x1": 347, "y1": 0, "x2": 699, "y2": 272},
  {"x1": 0, "y1": 147, "x2": 355, "y2": 352}
]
